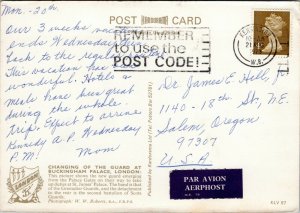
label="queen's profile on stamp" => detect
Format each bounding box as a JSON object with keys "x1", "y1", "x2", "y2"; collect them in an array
[{"x1": 262, "y1": 13, "x2": 287, "y2": 53}]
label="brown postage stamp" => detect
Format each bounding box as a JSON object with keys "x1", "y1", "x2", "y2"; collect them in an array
[{"x1": 253, "y1": 11, "x2": 290, "y2": 56}]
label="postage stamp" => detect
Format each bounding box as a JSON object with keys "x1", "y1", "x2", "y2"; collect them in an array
[
  {"x1": 253, "y1": 11, "x2": 290, "y2": 56},
  {"x1": 233, "y1": 10, "x2": 290, "y2": 67}
]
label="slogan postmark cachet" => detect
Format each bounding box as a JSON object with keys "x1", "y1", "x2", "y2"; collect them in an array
[
  {"x1": 112, "y1": 26, "x2": 211, "y2": 73},
  {"x1": 110, "y1": 15, "x2": 210, "y2": 73},
  {"x1": 7, "y1": 166, "x2": 43, "y2": 203}
]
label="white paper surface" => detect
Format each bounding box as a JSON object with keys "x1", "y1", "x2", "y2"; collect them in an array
[{"x1": 0, "y1": 1, "x2": 299, "y2": 212}]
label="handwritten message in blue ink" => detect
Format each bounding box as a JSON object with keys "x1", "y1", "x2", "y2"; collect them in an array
[{"x1": 1, "y1": 4, "x2": 146, "y2": 162}]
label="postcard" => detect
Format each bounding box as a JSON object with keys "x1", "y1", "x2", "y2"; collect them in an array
[{"x1": 0, "y1": 1, "x2": 299, "y2": 212}]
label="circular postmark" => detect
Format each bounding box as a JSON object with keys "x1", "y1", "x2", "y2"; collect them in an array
[{"x1": 233, "y1": 24, "x2": 277, "y2": 67}]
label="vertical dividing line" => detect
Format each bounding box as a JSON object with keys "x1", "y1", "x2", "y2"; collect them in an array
[{"x1": 208, "y1": 28, "x2": 211, "y2": 74}]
